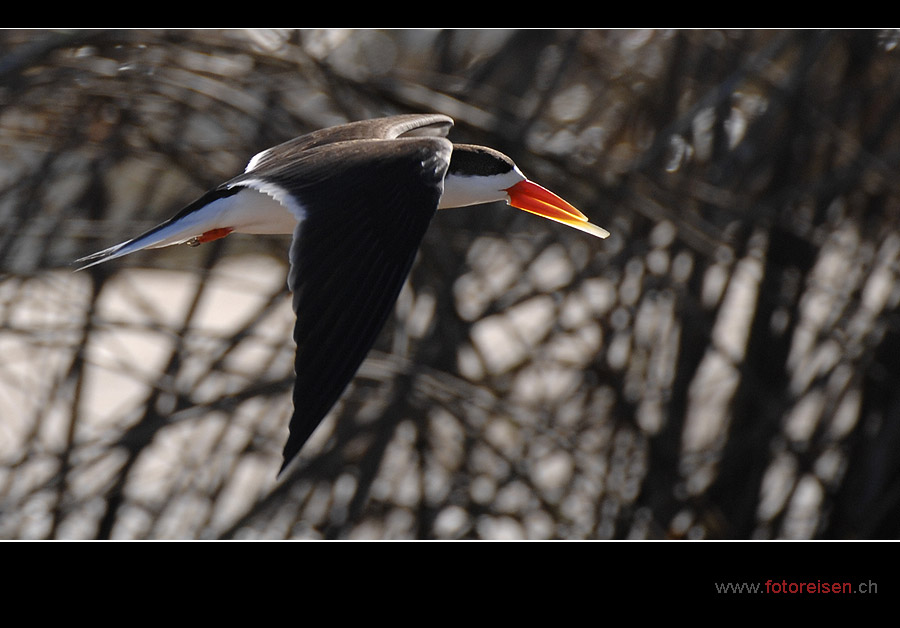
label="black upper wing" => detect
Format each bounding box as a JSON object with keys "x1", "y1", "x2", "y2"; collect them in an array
[
  {"x1": 244, "y1": 114, "x2": 453, "y2": 175},
  {"x1": 235, "y1": 136, "x2": 452, "y2": 473}
]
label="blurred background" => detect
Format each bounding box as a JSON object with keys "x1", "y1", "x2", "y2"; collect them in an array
[{"x1": 1, "y1": 29, "x2": 899, "y2": 540}]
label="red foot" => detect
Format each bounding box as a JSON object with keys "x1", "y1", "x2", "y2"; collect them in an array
[{"x1": 196, "y1": 227, "x2": 234, "y2": 243}]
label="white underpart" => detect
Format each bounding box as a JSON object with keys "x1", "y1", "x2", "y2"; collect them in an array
[
  {"x1": 437, "y1": 168, "x2": 525, "y2": 209},
  {"x1": 75, "y1": 187, "x2": 300, "y2": 270},
  {"x1": 232, "y1": 179, "x2": 307, "y2": 225}
]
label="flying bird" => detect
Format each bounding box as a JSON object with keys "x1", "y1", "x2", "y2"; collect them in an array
[{"x1": 76, "y1": 113, "x2": 609, "y2": 475}]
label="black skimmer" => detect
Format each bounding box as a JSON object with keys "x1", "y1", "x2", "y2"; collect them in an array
[{"x1": 76, "y1": 113, "x2": 609, "y2": 475}]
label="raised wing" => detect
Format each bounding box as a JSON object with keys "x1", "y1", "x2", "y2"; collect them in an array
[{"x1": 244, "y1": 113, "x2": 454, "y2": 174}]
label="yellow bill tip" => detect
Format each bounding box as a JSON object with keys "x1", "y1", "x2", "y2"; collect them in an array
[{"x1": 505, "y1": 180, "x2": 609, "y2": 239}]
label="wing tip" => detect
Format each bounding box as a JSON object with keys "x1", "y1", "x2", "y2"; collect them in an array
[
  {"x1": 72, "y1": 243, "x2": 129, "y2": 271},
  {"x1": 277, "y1": 442, "x2": 303, "y2": 478}
]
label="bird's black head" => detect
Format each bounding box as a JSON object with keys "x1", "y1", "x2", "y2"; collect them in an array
[
  {"x1": 438, "y1": 144, "x2": 525, "y2": 210},
  {"x1": 447, "y1": 144, "x2": 517, "y2": 177}
]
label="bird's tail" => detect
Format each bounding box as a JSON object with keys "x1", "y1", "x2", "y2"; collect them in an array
[
  {"x1": 73, "y1": 220, "x2": 215, "y2": 271},
  {"x1": 73, "y1": 189, "x2": 245, "y2": 271}
]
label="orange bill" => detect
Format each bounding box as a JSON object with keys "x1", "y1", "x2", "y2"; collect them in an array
[{"x1": 505, "y1": 180, "x2": 610, "y2": 239}]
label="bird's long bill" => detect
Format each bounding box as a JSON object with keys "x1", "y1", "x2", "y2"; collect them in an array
[{"x1": 506, "y1": 180, "x2": 610, "y2": 239}]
